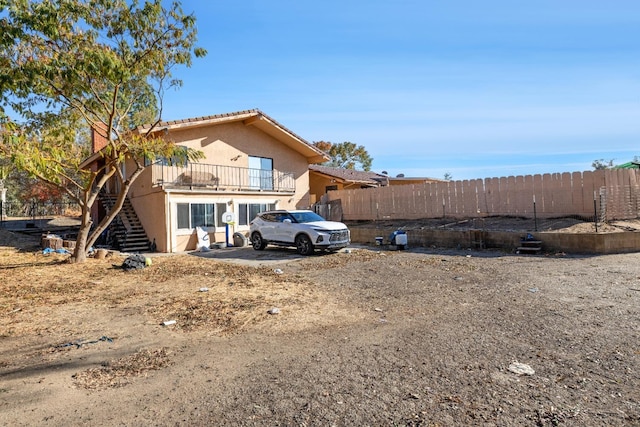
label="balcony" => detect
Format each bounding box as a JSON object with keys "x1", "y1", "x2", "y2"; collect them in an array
[{"x1": 151, "y1": 162, "x2": 296, "y2": 193}]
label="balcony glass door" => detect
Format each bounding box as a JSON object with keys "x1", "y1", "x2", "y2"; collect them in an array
[{"x1": 248, "y1": 156, "x2": 273, "y2": 190}]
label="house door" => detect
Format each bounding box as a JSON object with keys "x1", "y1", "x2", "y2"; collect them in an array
[{"x1": 248, "y1": 156, "x2": 273, "y2": 190}]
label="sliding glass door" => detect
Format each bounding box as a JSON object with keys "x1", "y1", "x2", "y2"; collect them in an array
[{"x1": 248, "y1": 156, "x2": 273, "y2": 190}]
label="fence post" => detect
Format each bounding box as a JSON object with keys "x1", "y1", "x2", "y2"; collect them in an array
[
  {"x1": 593, "y1": 191, "x2": 598, "y2": 232},
  {"x1": 0, "y1": 187, "x2": 5, "y2": 227},
  {"x1": 533, "y1": 195, "x2": 538, "y2": 231}
]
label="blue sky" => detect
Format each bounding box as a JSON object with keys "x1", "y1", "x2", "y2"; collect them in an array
[{"x1": 162, "y1": 0, "x2": 640, "y2": 180}]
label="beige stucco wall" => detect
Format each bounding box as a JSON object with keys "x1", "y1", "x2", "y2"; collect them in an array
[
  {"x1": 120, "y1": 120, "x2": 314, "y2": 252},
  {"x1": 129, "y1": 190, "x2": 166, "y2": 251},
  {"x1": 165, "y1": 121, "x2": 311, "y2": 206},
  {"x1": 309, "y1": 172, "x2": 345, "y2": 204}
]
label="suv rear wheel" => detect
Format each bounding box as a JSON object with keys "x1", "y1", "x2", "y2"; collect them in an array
[
  {"x1": 295, "y1": 234, "x2": 314, "y2": 255},
  {"x1": 251, "y1": 232, "x2": 267, "y2": 250}
]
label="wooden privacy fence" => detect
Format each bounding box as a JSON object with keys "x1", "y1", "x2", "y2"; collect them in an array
[{"x1": 322, "y1": 169, "x2": 640, "y2": 222}]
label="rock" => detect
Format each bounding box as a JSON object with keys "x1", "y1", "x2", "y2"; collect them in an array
[{"x1": 508, "y1": 362, "x2": 535, "y2": 376}]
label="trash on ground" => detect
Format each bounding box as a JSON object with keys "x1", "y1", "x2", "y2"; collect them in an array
[
  {"x1": 120, "y1": 254, "x2": 147, "y2": 270},
  {"x1": 199, "y1": 287, "x2": 209, "y2": 292},
  {"x1": 267, "y1": 307, "x2": 280, "y2": 315},
  {"x1": 528, "y1": 287, "x2": 539, "y2": 293},
  {"x1": 508, "y1": 362, "x2": 535, "y2": 376},
  {"x1": 273, "y1": 269, "x2": 283, "y2": 274},
  {"x1": 55, "y1": 336, "x2": 113, "y2": 349},
  {"x1": 196, "y1": 226, "x2": 210, "y2": 251},
  {"x1": 42, "y1": 247, "x2": 70, "y2": 255},
  {"x1": 162, "y1": 320, "x2": 177, "y2": 326}
]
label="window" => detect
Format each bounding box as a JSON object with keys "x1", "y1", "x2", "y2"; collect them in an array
[
  {"x1": 191, "y1": 203, "x2": 214, "y2": 227},
  {"x1": 177, "y1": 203, "x2": 190, "y2": 229},
  {"x1": 177, "y1": 202, "x2": 227, "y2": 229},
  {"x1": 238, "y1": 203, "x2": 276, "y2": 226},
  {"x1": 248, "y1": 156, "x2": 273, "y2": 190}
]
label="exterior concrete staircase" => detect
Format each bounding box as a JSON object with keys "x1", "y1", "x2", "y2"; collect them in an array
[
  {"x1": 516, "y1": 234, "x2": 542, "y2": 255},
  {"x1": 100, "y1": 192, "x2": 151, "y2": 253}
]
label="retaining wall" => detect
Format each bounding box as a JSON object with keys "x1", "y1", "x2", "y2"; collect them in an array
[{"x1": 350, "y1": 227, "x2": 640, "y2": 255}]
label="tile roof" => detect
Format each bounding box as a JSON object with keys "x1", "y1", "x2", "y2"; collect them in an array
[
  {"x1": 138, "y1": 108, "x2": 313, "y2": 146},
  {"x1": 138, "y1": 109, "x2": 260, "y2": 131},
  {"x1": 137, "y1": 109, "x2": 327, "y2": 160},
  {"x1": 309, "y1": 164, "x2": 388, "y2": 184}
]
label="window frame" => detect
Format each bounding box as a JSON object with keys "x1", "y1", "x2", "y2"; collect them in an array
[
  {"x1": 176, "y1": 201, "x2": 228, "y2": 231},
  {"x1": 237, "y1": 202, "x2": 276, "y2": 226}
]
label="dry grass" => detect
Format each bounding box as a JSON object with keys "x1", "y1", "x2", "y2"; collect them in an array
[
  {"x1": 0, "y1": 229, "x2": 329, "y2": 339},
  {"x1": 72, "y1": 348, "x2": 172, "y2": 389}
]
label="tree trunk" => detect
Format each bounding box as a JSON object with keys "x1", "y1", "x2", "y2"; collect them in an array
[
  {"x1": 72, "y1": 207, "x2": 92, "y2": 263},
  {"x1": 68, "y1": 159, "x2": 147, "y2": 262}
]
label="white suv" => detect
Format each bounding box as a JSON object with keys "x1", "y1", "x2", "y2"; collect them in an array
[{"x1": 249, "y1": 210, "x2": 350, "y2": 255}]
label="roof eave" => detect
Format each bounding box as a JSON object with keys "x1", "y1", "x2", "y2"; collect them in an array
[{"x1": 139, "y1": 109, "x2": 330, "y2": 164}]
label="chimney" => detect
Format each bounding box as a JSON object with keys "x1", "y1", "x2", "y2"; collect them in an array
[{"x1": 91, "y1": 122, "x2": 109, "y2": 153}]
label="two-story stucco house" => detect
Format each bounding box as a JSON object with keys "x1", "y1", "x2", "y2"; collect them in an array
[{"x1": 86, "y1": 109, "x2": 329, "y2": 253}]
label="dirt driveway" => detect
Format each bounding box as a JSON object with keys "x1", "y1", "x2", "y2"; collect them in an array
[{"x1": 1, "y1": 231, "x2": 639, "y2": 426}]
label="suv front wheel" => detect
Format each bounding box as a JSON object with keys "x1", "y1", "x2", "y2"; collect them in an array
[
  {"x1": 295, "y1": 234, "x2": 314, "y2": 255},
  {"x1": 251, "y1": 232, "x2": 267, "y2": 250}
]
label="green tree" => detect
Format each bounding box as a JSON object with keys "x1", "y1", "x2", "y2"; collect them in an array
[
  {"x1": 592, "y1": 159, "x2": 615, "y2": 170},
  {"x1": 443, "y1": 172, "x2": 453, "y2": 181},
  {"x1": 313, "y1": 141, "x2": 373, "y2": 171},
  {"x1": 0, "y1": 0, "x2": 206, "y2": 262}
]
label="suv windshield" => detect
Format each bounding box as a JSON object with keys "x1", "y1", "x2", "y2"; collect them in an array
[{"x1": 290, "y1": 211, "x2": 326, "y2": 223}]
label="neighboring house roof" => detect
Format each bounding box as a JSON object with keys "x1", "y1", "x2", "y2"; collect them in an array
[
  {"x1": 138, "y1": 109, "x2": 329, "y2": 164},
  {"x1": 387, "y1": 176, "x2": 444, "y2": 184},
  {"x1": 615, "y1": 161, "x2": 640, "y2": 169},
  {"x1": 310, "y1": 165, "x2": 444, "y2": 187},
  {"x1": 309, "y1": 164, "x2": 388, "y2": 186}
]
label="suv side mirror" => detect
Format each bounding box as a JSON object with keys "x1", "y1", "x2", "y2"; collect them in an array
[{"x1": 282, "y1": 218, "x2": 292, "y2": 224}]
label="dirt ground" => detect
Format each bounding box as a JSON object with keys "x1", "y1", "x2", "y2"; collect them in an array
[{"x1": 1, "y1": 222, "x2": 639, "y2": 426}]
